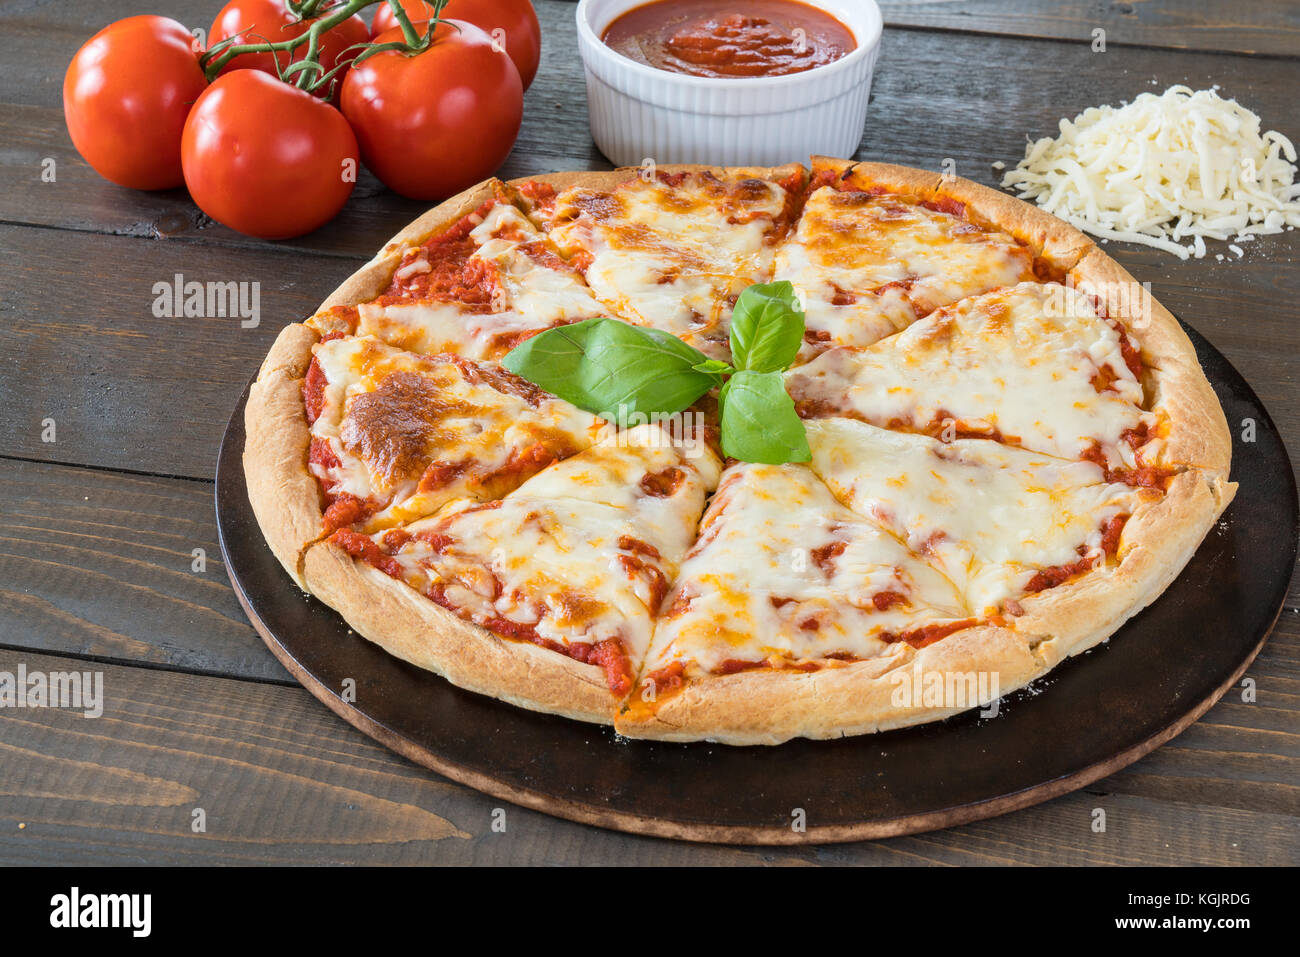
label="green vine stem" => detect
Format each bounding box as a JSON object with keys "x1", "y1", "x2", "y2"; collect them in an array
[{"x1": 199, "y1": 0, "x2": 450, "y2": 95}]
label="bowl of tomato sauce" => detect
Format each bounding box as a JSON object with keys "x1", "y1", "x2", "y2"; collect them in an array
[{"x1": 575, "y1": 0, "x2": 882, "y2": 167}]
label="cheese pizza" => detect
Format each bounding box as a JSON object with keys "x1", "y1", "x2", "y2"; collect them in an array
[{"x1": 244, "y1": 158, "x2": 1235, "y2": 745}]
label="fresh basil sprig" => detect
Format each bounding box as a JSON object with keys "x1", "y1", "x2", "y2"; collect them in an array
[
  {"x1": 728, "y1": 281, "x2": 805, "y2": 374},
  {"x1": 501, "y1": 281, "x2": 811, "y2": 464},
  {"x1": 501, "y1": 317, "x2": 723, "y2": 418},
  {"x1": 718, "y1": 369, "x2": 811, "y2": 464}
]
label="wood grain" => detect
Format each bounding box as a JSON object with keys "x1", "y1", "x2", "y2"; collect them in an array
[
  {"x1": 0, "y1": 223, "x2": 362, "y2": 478},
  {"x1": 0, "y1": 456, "x2": 289, "y2": 683},
  {"x1": 0, "y1": 645, "x2": 1293, "y2": 865},
  {"x1": 878, "y1": 0, "x2": 1300, "y2": 58}
]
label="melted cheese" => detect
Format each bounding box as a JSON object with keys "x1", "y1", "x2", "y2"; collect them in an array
[
  {"x1": 544, "y1": 172, "x2": 793, "y2": 357},
  {"x1": 775, "y1": 186, "x2": 1034, "y2": 358},
  {"x1": 310, "y1": 336, "x2": 604, "y2": 529},
  {"x1": 385, "y1": 424, "x2": 722, "y2": 663},
  {"x1": 357, "y1": 203, "x2": 606, "y2": 360},
  {"x1": 639, "y1": 463, "x2": 968, "y2": 679},
  {"x1": 806, "y1": 419, "x2": 1144, "y2": 614},
  {"x1": 786, "y1": 281, "x2": 1150, "y2": 467}
]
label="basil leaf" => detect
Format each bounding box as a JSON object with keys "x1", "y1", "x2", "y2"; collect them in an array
[
  {"x1": 502, "y1": 318, "x2": 721, "y2": 419},
  {"x1": 718, "y1": 370, "x2": 810, "y2": 464},
  {"x1": 728, "y1": 281, "x2": 805, "y2": 373},
  {"x1": 691, "y1": 359, "x2": 734, "y2": 376}
]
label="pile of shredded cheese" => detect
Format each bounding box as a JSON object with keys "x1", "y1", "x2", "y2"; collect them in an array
[{"x1": 1001, "y1": 85, "x2": 1300, "y2": 259}]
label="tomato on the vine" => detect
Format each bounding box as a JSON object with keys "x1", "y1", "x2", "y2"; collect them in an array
[
  {"x1": 341, "y1": 20, "x2": 523, "y2": 200},
  {"x1": 181, "y1": 70, "x2": 359, "y2": 239},
  {"x1": 209, "y1": 0, "x2": 368, "y2": 87},
  {"x1": 63, "y1": 16, "x2": 208, "y2": 190},
  {"x1": 371, "y1": 0, "x2": 541, "y2": 89}
]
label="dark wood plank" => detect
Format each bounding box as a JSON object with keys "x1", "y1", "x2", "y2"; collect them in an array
[
  {"x1": 0, "y1": 645, "x2": 1293, "y2": 864},
  {"x1": 878, "y1": 0, "x2": 1300, "y2": 58},
  {"x1": 0, "y1": 223, "x2": 361, "y2": 479},
  {"x1": 0, "y1": 457, "x2": 289, "y2": 683}
]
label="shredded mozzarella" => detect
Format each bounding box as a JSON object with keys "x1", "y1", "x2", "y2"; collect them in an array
[{"x1": 1002, "y1": 86, "x2": 1300, "y2": 259}]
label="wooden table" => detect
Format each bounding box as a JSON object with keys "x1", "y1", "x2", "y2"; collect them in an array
[{"x1": 1, "y1": 0, "x2": 1297, "y2": 865}]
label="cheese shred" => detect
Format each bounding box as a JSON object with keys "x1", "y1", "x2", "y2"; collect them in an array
[{"x1": 1002, "y1": 86, "x2": 1300, "y2": 259}]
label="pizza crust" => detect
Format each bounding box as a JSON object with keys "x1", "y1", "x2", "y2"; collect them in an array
[
  {"x1": 511, "y1": 162, "x2": 805, "y2": 194},
  {"x1": 509, "y1": 169, "x2": 633, "y2": 196},
  {"x1": 243, "y1": 321, "x2": 322, "y2": 588},
  {"x1": 301, "y1": 540, "x2": 617, "y2": 725},
  {"x1": 617, "y1": 625, "x2": 1044, "y2": 745},
  {"x1": 509, "y1": 163, "x2": 808, "y2": 227}
]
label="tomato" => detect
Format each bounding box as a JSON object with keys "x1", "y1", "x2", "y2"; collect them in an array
[
  {"x1": 63, "y1": 16, "x2": 208, "y2": 190},
  {"x1": 181, "y1": 71, "x2": 359, "y2": 239},
  {"x1": 341, "y1": 20, "x2": 523, "y2": 200},
  {"x1": 371, "y1": 0, "x2": 540, "y2": 89},
  {"x1": 209, "y1": 0, "x2": 368, "y2": 89}
]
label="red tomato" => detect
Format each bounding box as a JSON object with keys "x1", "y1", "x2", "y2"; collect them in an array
[
  {"x1": 341, "y1": 20, "x2": 523, "y2": 200},
  {"x1": 209, "y1": 0, "x2": 368, "y2": 89},
  {"x1": 371, "y1": 0, "x2": 540, "y2": 89},
  {"x1": 63, "y1": 16, "x2": 208, "y2": 190},
  {"x1": 181, "y1": 71, "x2": 359, "y2": 239}
]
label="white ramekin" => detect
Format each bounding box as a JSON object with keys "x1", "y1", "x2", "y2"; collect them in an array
[{"x1": 575, "y1": 0, "x2": 882, "y2": 168}]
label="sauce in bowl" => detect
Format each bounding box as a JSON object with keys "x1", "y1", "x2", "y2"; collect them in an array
[{"x1": 601, "y1": 0, "x2": 856, "y2": 79}]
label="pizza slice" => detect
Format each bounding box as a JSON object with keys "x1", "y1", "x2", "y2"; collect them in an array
[
  {"x1": 619, "y1": 462, "x2": 975, "y2": 736},
  {"x1": 804, "y1": 418, "x2": 1150, "y2": 617},
  {"x1": 323, "y1": 423, "x2": 722, "y2": 700},
  {"x1": 521, "y1": 165, "x2": 805, "y2": 358},
  {"x1": 773, "y1": 181, "x2": 1035, "y2": 358},
  {"x1": 308, "y1": 183, "x2": 605, "y2": 360},
  {"x1": 786, "y1": 281, "x2": 1160, "y2": 478},
  {"x1": 304, "y1": 334, "x2": 607, "y2": 534}
]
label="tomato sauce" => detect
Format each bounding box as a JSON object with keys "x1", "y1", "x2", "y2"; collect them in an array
[
  {"x1": 330, "y1": 528, "x2": 404, "y2": 579},
  {"x1": 887, "y1": 618, "x2": 979, "y2": 650},
  {"x1": 643, "y1": 661, "x2": 686, "y2": 693},
  {"x1": 602, "y1": 0, "x2": 855, "y2": 79},
  {"x1": 301, "y1": 358, "x2": 329, "y2": 425},
  {"x1": 374, "y1": 200, "x2": 500, "y2": 309}
]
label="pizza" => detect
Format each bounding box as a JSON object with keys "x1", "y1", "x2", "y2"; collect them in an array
[{"x1": 243, "y1": 158, "x2": 1235, "y2": 745}]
